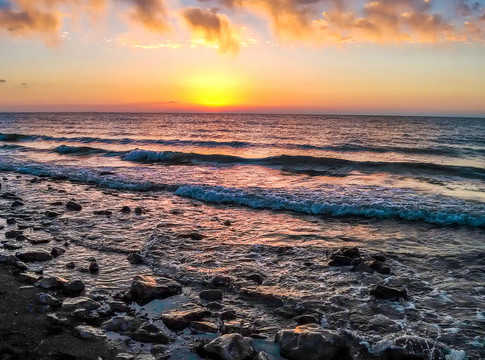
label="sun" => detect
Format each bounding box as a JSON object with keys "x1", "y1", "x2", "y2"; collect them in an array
[{"x1": 182, "y1": 70, "x2": 246, "y2": 108}]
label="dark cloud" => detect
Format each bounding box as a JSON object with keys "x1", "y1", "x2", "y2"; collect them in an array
[
  {"x1": 182, "y1": 7, "x2": 240, "y2": 53},
  {"x1": 119, "y1": 0, "x2": 169, "y2": 32},
  {"x1": 456, "y1": 0, "x2": 481, "y2": 16}
]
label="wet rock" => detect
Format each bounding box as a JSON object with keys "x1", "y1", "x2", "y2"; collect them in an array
[
  {"x1": 89, "y1": 261, "x2": 99, "y2": 273},
  {"x1": 161, "y1": 307, "x2": 210, "y2": 331},
  {"x1": 61, "y1": 297, "x2": 101, "y2": 311},
  {"x1": 206, "y1": 301, "x2": 223, "y2": 310},
  {"x1": 223, "y1": 220, "x2": 232, "y2": 226},
  {"x1": 328, "y1": 255, "x2": 352, "y2": 267},
  {"x1": 16, "y1": 234, "x2": 28, "y2": 241},
  {"x1": 178, "y1": 231, "x2": 205, "y2": 240},
  {"x1": 102, "y1": 316, "x2": 143, "y2": 333},
  {"x1": 368, "y1": 261, "x2": 391, "y2": 275},
  {"x1": 66, "y1": 200, "x2": 82, "y2": 211},
  {"x1": 45, "y1": 210, "x2": 59, "y2": 218},
  {"x1": 13, "y1": 259, "x2": 28, "y2": 271},
  {"x1": 17, "y1": 272, "x2": 42, "y2": 284},
  {"x1": 109, "y1": 301, "x2": 128, "y2": 312},
  {"x1": 38, "y1": 276, "x2": 68, "y2": 290},
  {"x1": 130, "y1": 275, "x2": 182, "y2": 304},
  {"x1": 203, "y1": 333, "x2": 255, "y2": 360},
  {"x1": 295, "y1": 314, "x2": 320, "y2": 325},
  {"x1": 220, "y1": 309, "x2": 237, "y2": 321},
  {"x1": 190, "y1": 321, "x2": 218, "y2": 333},
  {"x1": 28, "y1": 238, "x2": 51, "y2": 245},
  {"x1": 66, "y1": 262, "x2": 75, "y2": 269},
  {"x1": 51, "y1": 247, "x2": 66, "y2": 258},
  {"x1": 93, "y1": 210, "x2": 112, "y2": 216},
  {"x1": 72, "y1": 308, "x2": 102, "y2": 325},
  {"x1": 246, "y1": 273, "x2": 265, "y2": 285},
  {"x1": 135, "y1": 355, "x2": 156, "y2": 360},
  {"x1": 75, "y1": 325, "x2": 107, "y2": 340},
  {"x1": 64, "y1": 279, "x2": 85, "y2": 296},
  {"x1": 135, "y1": 207, "x2": 143, "y2": 215},
  {"x1": 131, "y1": 322, "x2": 171, "y2": 344},
  {"x1": 200, "y1": 289, "x2": 223, "y2": 301},
  {"x1": 255, "y1": 352, "x2": 272, "y2": 360},
  {"x1": 127, "y1": 252, "x2": 144, "y2": 264},
  {"x1": 276, "y1": 324, "x2": 348, "y2": 360},
  {"x1": 0, "y1": 254, "x2": 17, "y2": 265},
  {"x1": 121, "y1": 206, "x2": 131, "y2": 213},
  {"x1": 210, "y1": 275, "x2": 233, "y2": 287},
  {"x1": 16, "y1": 249, "x2": 53, "y2": 262},
  {"x1": 353, "y1": 262, "x2": 374, "y2": 273},
  {"x1": 35, "y1": 292, "x2": 62, "y2": 307},
  {"x1": 239, "y1": 289, "x2": 284, "y2": 307},
  {"x1": 370, "y1": 284, "x2": 408, "y2": 300},
  {"x1": 11, "y1": 200, "x2": 24, "y2": 208},
  {"x1": 379, "y1": 335, "x2": 447, "y2": 360},
  {"x1": 46, "y1": 313, "x2": 73, "y2": 327},
  {"x1": 6, "y1": 218, "x2": 16, "y2": 225},
  {"x1": 3, "y1": 241, "x2": 22, "y2": 250},
  {"x1": 222, "y1": 320, "x2": 253, "y2": 336},
  {"x1": 5, "y1": 230, "x2": 22, "y2": 239},
  {"x1": 116, "y1": 354, "x2": 135, "y2": 360},
  {"x1": 372, "y1": 254, "x2": 386, "y2": 262}
]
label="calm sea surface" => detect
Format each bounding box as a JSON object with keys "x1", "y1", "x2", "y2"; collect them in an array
[{"x1": 0, "y1": 113, "x2": 484, "y2": 357}]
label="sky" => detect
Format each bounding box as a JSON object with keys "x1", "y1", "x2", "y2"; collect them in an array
[{"x1": 0, "y1": 0, "x2": 485, "y2": 116}]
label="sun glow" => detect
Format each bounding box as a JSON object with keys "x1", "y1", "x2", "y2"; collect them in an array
[{"x1": 182, "y1": 71, "x2": 247, "y2": 108}]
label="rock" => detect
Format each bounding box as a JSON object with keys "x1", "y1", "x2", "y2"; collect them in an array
[
  {"x1": 295, "y1": 314, "x2": 320, "y2": 325},
  {"x1": 93, "y1": 210, "x2": 112, "y2": 216},
  {"x1": 3, "y1": 241, "x2": 22, "y2": 250},
  {"x1": 328, "y1": 255, "x2": 352, "y2": 267},
  {"x1": 87, "y1": 256, "x2": 97, "y2": 262},
  {"x1": 255, "y1": 352, "x2": 272, "y2": 360},
  {"x1": 178, "y1": 231, "x2": 204, "y2": 240},
  {"x1": 61, "y1": 297, "x2": 101, "y2": 311},
  {"x1": 45, "y1": 210, "x2": 59, "y2": 218},
  {"x1": 6, "y1": 218, "x2": 16, "y2": 225},
  {"x1": 116, "y1": 354, "x2": 135, "y2": 360},
  {"x1": 11, "y1": 200, "x2": 24, "y2": 208},
  {"x1": 72, "y1": 308, "x2": 102, "y2": 325},
  {"x1": 17, "y1": 272, "x2": 41, "y2": 284},
  {"x1": 51, "y1": 247, "x2": 66, "y2": 258},
  {"x1": 203, "y1": 333, "x2": 255, "y2": 360},
  {"x1": 370, "y1": 284, "x2": 408, "y2": 300},
  {"x1": 109, "y1": 301, "x2": 128, "y2": 312},
  {"x1": 131, "y1": 322, "x2": 171, "y2": 344},
  {"x1": 379, "y1": 335, "x2": 447, "y2": 360},
  {"x1": 64, "y1": 279, "x2": 85, "y2": 296},
  {"x1": 35, "y1": 292, "x2": 62, "y2": 307},
  {"x1": 16, "y1": 249, "x2": 53, "y2": 262},
  {"x1": 127, "y1": 252, "x2": 144, "y2": 264},
  {"x1": 222, "y1": 320, "x2": 253, "y2": 336},
  {"x1": 220, "y1": 309, "x2": 237, "y2": 321},
  {"x1": 190, "y1": 321, "x2": 218, "y2": 333},
  {"x1": 210, "y1": 275, "x2": 233, "y2": 287},
  {"x1": 353, "y1": 262, "x2": 374, "y2": 273},
  {"x1": 66, "y1": 200, "x2": 82, "y2": 211},
  {"x1": 121, "y1": 206, "x2": 131, "y2": 213},
  {"x1": 368, "y1": 261, "x2": 391, "y2": 275},
  {"x1": 28, "y1": 238, "x2": 51, "y2": 245},
  {"x1": 134, "y1": 207, "x2": 143, "y2": 215},
  {"x1": 206, "y1": 301, "x2": 223, "y2": 310},
  {"x1": 246, "y1": 273, "x2": 265, "y2": 285},
  {"x1": 66, "y1": 261, "x2": 75, "y2": 269},
  {"x1": 75, "y1": 325, "x2": 106, "y2": 340},
  {"x1": 89, "y1": 289, "x2": 112, "y2": 302},
  {"x1": 276, "y1": 324, "x2": 348, "y2": 360},
  {"x1": 16, "y1": 234, "x2": 28, "y2": 241},
  {"x1": 46, "y1": 313, "x2": 73, "y2": 327},
  {"x1": 102, "y1": 316, "x2": 143, "y2": 333},
  {"x1": 38, "y1": 276, "x2": 68, "y2": 290},
  {"x1": 239, "y1": 289, "x2": 284, "y2": 307},
  {"x1": 372, "y1": 254, "x2": 386, "y2": 262},
  {"x1": 135, "y1": 355, "x2": 156, "y2": 360},
  {"x1": 0, "y1": 254, "x2": 17, "y2": 265},
  {"x1": 161, "y1": 307, "x2": 210, "y2": 330},
  {"x1": 200, "y1": 289, "x2": 223, "y2": 301},
  {"x1": 89, "y1": 261, "x2": 99, "y2": 273},
  {"x1": 13, "y1": 260, "x2": 28, "y2": 271},
  {"x1": 5, "y1": 230, "x2": 22, "y2": 239},
  {"x1": 223, "y1": 220, "x2": 232, "y2": 226},
  {"x1": 130, "y1": 275, "x2": 182, "y2": 304}
]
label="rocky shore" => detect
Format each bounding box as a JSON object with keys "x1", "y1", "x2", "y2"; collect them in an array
[{"x1": 0, "y1": 173, "x2": 472, "y2": 360}]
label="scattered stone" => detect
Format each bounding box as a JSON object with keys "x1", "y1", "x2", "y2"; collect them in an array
[
  {"x1": 178, "y1": 231, "x2": 205, "y2": 240},
  {"x1": 28, "y1": 238, "x2": 51, "y2": 245},
  {"x1": 222, "y1": 320, "x2": 253, "y2": 336},
  {"x1": 38, "y1": 276, "x2": 68, "y2": 290},
  {"x1": 16, "y1": 249, "x2": 53, "y2": 262},
  {"x1": 64, "y1": 279, "x2": 85, "y2": 296},
  {"x1": 200, "y1": 289, "x2": 223, "y2": 301},
  {"x1": 210, "y1": 275, "x2": 233, "y2": 287},
  {"x1": 16, "y1": 234, "x2": 27, "y2": 241},
  {"x1": 130, "y1": 275, "x2": 182, "y2": 304},
  {"x1": 6, "y1": 218, "x2": 16, "y2": 225},
  {"x1": 93, "y1": 210, "x2": 112, "y2": 216},
  {"x1": 353, "y1": 261, "x2": 374, "y2": 273},
  {"x1": 255, "y1": 352, "x2": 272, "y2": 360},
  {"x1": 223, "y1": 220, "x2": 232, "y2": 226},
  {"x1": 276, "y1": 324, "x2": 348, "y2": 360},
  {"x1": 220, "y1": 309, "x2": 237, "y2": 321},
  {"x1": 66, "y1": 200, "x2": 82, "y2": 211},
  {"x1": 35, "y1": 292, "x2": 62, "y2": 307},
  {"x1": 61, "y1": 297, "x2": 101, "y2": 311},
  {"x1": 75, "y1": 325, "x2": 106, "y2": 340},
  {"x1": 46, "y1": 313, "x2": 73, "y2": 327},
  {"x1": 370, "y1": 284, "x2": 407, "y2": 300},
  {"x1": 190, "y1": 321, "x2": 218, "y2": 333},
  {"x1": 135, "y1": 207, "x2": 143, "y2": 215},
  {"x1": 372, "y1": 254, "x2": 386, "y2": 262},
  {"x1": 368, "y1": 261, "x2": 391, "y2": 275},
  {"x1": 89, "y1": 261, "x2": 99, "y2": 273},
  {"x1": 121, "y1": 206, "x2": 131, "y2": 213},
  {"x1": 161, "y1": 307, "x2": 210, "y2": 331},
  {"x1": 134, "y1": 355, "x2": 156, "y2": 360},
  {"x1": 116, "y1": 354, "x2": 135, "y2": 360},
  {"x1": 328, "y1": 247, "x2": 361, "y2": 266},
  {"x1": 203, "y1": 333, "x2": 255, "y2": 360},
  {"x1": 17, "y1": 272, "x2": 41, "y2": 284},
  {"x1": 102, "y1": 316, "x2": 143, "y2": 333},
  {"x1": 0, "y1": 254, "x2": 16, "y2": 265},
  {"x1": 13, "y1": 260, "x2": 28, "y2": 271},
  {"x1": 127, "y1": 252, "x2": 144, "y2": 265},
  {"x1": 66, "y1": 262, "x2": 75, "y2": 269},
  {"x1": 5, "y1": 230, "x2": 22, "y2": 239},
  {"x1": 109, "y1": 301, "x2": 128, "y2": 312},
  {"x1": 51, "y1": 247, "x2": 66, "y2": 258},
  {"x1": 11, "y1": 200, "x2": 24, "y2": 208},
  {"x1": 131, "y1": 322, "x2": 171, "y2": 344},
  {"x1": 246, "y1": 273, "x2": 265, "y2": 285},
  {"x1": 3, "y1": 241, "x2": 22, "y2": 250},
  {"x1": 295, "y1": 314, "x2": 320, "y2": 325},
  {"x1": 380, "y1": 335, "x2": 447, "y2": 360},
  {"x1": 45, "y1": 211, "x2": 59, "y2": 218},
  {"x1": 206, "y1": 301, "x2": 223, "y2": 310}
]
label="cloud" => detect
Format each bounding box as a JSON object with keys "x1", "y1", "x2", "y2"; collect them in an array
[
  {"x1": 119, "y1": 0, "x2": 169, "y2": 32},
  {"x1": 182, "y1": 7, "x2": 240, "y2": 53},
  {"x1": 456, "y1": 0, "x2": 482, "y2": 16}
]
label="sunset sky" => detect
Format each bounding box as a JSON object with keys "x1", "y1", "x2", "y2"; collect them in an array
[{"x1": 1, "y1": 0, "x2": 485, "y2": 115}]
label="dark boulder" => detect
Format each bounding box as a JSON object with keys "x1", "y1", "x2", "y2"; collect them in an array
[
  {"x1": 66, "y1": 200, "x2": 82, "y2": 211},
  {"x1": 130, "y1": 275, "x2": 181, "y2": 304},
  {"x1": 127, "y1": 252, "x2": 144, "y2": 264},
  {"x1": 370, "y1": 284, "x2": 407, "y2": 300}
]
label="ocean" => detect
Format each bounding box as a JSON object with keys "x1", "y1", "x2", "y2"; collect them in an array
[{"x1": 0, "y1": 113, "x2": 484, "y2": 358}]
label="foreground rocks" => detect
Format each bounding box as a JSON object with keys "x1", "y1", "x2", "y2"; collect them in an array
[
  {"x1": 203, "y1": 333, "x2": 255, "y2": 360},
  {"x1": 370, "y1": 284, "x2": 408, "y2": 300},
  {"x1": 130, "y1": 275, "x2": 181, "y2": 304},
  {"x1": 16, "y1": 249, "x2": 53, "y2": 262},
  {"x1": 276, "y1": 324, "x2": 348, "y2": 360}
]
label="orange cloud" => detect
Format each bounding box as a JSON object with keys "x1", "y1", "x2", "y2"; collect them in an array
[
  {"x1": 120, "y1": 0, "x2": 169, "y2": 33},
  {"x1": 182, "y1": 7, "x2": 240, "y2": 53}
]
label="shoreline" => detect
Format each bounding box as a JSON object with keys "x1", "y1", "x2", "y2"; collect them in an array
[{"x1": 0, "y1": 172, "x2": 479, "y2": 360}]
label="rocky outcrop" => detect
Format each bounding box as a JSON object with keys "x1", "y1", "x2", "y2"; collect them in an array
[
  {"x1": 64, "y1": 279, "x2": 85, "y2": 296},
  {"x1": 161, "y1": 307, "x2": 210, "y2": 331},
  {"x1": 203, "y1": 333, "x2": 255, "y2": 360},
  {"x1": 130, "y1": 322, "x2": 171, "y2": 344},
  {"x1": 130, "y1": 275, "x2": 181, "y2": 304}
]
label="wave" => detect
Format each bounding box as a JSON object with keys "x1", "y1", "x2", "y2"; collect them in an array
[
  {"x1": 122, "y1": 149, "x2": 485, "y2": 181},
  {"x1": 54, "y1": 145, "x2": 111, "y2": 156},
  {"x1": 1, "y1": 132, "x2": 484, "y2": 158},
  {"x1": 175, "y1": 185, "x2": 485, "y2": 228}
]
